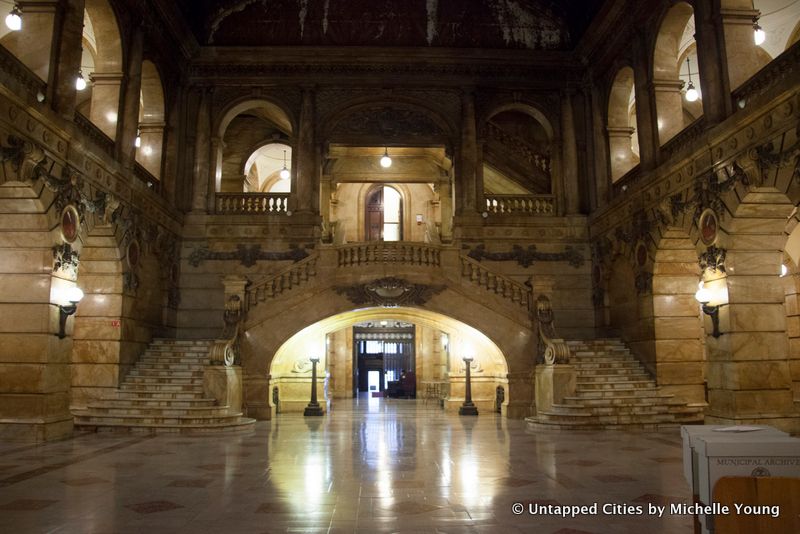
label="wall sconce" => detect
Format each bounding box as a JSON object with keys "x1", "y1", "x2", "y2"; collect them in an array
[
  {"x1": 753, "y1": 16, "x2": 766, "y2": 45},
  {"x1": 57, "y1": 286, "x2": 84, "y2": 339},
  {"x1": 5, "y1": 3, "x2": 21, "y2": 31},
  {"x1": 695, "y1": 281, "x2": 720, "y2": 338}
]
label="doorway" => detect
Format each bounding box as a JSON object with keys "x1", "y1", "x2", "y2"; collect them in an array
[
  {"x1": 353, "y1": 321, "x2": 415, "y2": 398},
  {"x1": 365, "y1": 185, "x2": 402, "y2": 241}
]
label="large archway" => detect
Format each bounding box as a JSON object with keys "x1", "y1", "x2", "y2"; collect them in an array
[{"x1": 267, "y1": 307, "x2": 510, "y2": 416}]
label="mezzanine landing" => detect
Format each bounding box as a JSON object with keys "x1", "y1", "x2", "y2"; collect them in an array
[{"x1": 0, "y1": 399, "x2": 692, "y2": 534}]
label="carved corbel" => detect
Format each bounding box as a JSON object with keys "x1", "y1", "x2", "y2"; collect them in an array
[{"x1": 534, "y1": 294, "x2": 570, "y2": 365}]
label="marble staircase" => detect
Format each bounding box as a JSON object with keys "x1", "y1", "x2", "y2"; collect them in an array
[
  {"x1": 527, "y1": 339, "x2": 705, "y2": 430},
  {"x1": 73, "y1": 339, "x2": 255, "y2": 435}
]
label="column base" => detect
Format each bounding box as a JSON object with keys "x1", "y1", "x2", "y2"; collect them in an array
[
  {"x1": 304, "y1": 404, "x2": 324, "y2": 416},
  {"x1": 459, "y1": 403, "x2": 479, "y2": 416}
]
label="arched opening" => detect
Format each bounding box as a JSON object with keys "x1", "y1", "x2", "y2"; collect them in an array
[
  {"x1": 607, "y1": 66, "x2": 639, "y2": 181},
  {"x1": 653, "y1": 2, "x2": 700, "y2": 145},
  {"x1": 781, "y1": 219, "x2": 800, "y2": 403},
  {"x1": 78, "y1": 0, "x2": 123, "y2": 140},
  {"x1": 134, "y1": 60, "x2": 165, "y2": 180},
  {"x1": 0, "y1": 0, "x2": 55, "y2": 82},
  {"x1": 243, "y1": 142, "x2": 292, "y2": 193},
  {"x1": 365, "y1": 185, "x2": 402, "y2": 241},
  {"x1": 267, "y1": 307, "x2": 510, "y2": 416},
  {"x1": 482, "y1": 107, "x2": 553, "y2": 195}
]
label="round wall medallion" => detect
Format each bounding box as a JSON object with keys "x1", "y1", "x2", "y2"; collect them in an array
[
  {"x1": 699, "y1": 209, "x2": 719, "y2": 246},
  {"x1": 127, "y1": 240, "x2": 140, "y2": 268},
  {"x1": 60, "y1": 205, "x2": 80, "y2": 243},
  {"x1": 635, "y1": 242, "x2": 648, "y2": 267}
]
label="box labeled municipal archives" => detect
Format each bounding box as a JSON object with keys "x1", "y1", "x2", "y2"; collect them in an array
[{"x1": 693, "y1": 435, "x2": 800, "y2": 505}]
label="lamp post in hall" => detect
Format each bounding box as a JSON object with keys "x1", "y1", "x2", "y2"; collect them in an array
[
  {"x1": 304, "y1": 356, "x2": 324, "y2": 416},
  {"x1": 459, "y1": 355, "x2": 478, "y2": 416}
]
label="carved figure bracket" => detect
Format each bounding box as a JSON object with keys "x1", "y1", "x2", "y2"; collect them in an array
[
  {"x1": 534, "y1": 294, "x2": 570, "y2": 365},
  {"x1": 52, "y1": 243, "x2": 80, "y2": 277},
  {"x1": 699, "y1": 246, "x2": 727, "y2": 273},
  {"x1": 335, "y1": 277, "x2": 445, "y2": 307}
]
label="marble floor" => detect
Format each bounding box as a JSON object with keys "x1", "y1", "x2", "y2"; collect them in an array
[{"x1": 0, "y1": 396, "x2": 697, "y2": 533}]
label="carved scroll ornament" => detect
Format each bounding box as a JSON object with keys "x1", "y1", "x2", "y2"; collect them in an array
[
  {"x1": 335, "y1": 277, "x2": 445, "y2": 307},
  {"x1": 535, "y1": 295, "x2": 570, "y2": 365}
]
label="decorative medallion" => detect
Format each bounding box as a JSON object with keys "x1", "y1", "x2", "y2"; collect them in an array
[
  {"x1": 335, "y1": 277, "x2": 445, "y2": 307},
  {"x1": 60, "y1": 204, "x2": 80, "y2": 243},
  {"x1": 127, "y1": 240, "x2": 140, "y2": 269},
  {"x1": 699, "y1": 209, "x2": 719, "y2": 246},
  {"x1": 635, "y1": 241, "x2": 648, "y2": 267}
]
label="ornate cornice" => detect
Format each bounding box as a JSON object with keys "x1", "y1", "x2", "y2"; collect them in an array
[
  {"x1": 188, "y1": 245, "x2": 311, "y2": 268},
  {"x1": 466, "y1": 244, "x2": 584, "y2": 268}
]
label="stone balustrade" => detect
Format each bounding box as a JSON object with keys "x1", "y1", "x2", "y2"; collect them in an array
[
  {"x1": 459, "y1": 255, "x2": 531, "y2": 310},
  {"x1": 215, "y1": 193, "x2": 290, "y2": 214},
  {"x1": 245, "y1": 254, "x2": 318, "y2": 310},
  {"x1": 337, "y1": 242, "x2": 441, "y2": 267},
  {"x1": 484, "y1": 194, "x2": 555, "y2": 215}
]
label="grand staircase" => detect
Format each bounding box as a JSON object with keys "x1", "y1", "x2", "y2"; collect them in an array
[
  {"x1": 527, "y1": 338, "x2": 706, "y2": 430},
  {"x1": 73, "y1": 339, "x2": 255, "y2": 435}
]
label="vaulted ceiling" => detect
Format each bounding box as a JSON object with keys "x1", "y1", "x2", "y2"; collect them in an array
[{"x1": 175, "y1": 0, "x2": 605, "y2": 49}]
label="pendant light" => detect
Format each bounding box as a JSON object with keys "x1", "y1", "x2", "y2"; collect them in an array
[
  {"x1": 75, "y1": 71, "x2": 87, "y2": 91},
  {"x1": 684, "y1": 57, "x2": 699, "y2": 102},
  {"x1": 753, "y1": 16, "x2": 766, "y2": 45},
  {"x1": 5, "y1": 3, "x2": 21, "y2": 31},
  {"x1": 134, "y1": 128, "x2": 141, "y2": 148},
  {"x1": 279, "y1": 150, "x2": 290, "y2": 179},
  {"x1": 380, "y1": 147, "x2": 392, "y2": 168}
]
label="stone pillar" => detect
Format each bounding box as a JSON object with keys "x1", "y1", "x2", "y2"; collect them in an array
[
  {"x1": 457, "y1": 91, "x2": 478, "y2": 215},
  {"x1": 439, "y1": 175, "x2": 453, "y2": 243},
  {"x1": 561, "y1": 91, "x2": 580, "y2": 214},
  {"x1": 191, "y1": 89, "x2": 211, "y2": 212},
  {"x1": 294, "y1": 87, "x2": 317, "y2": 214},
  {"x1": 117, "y1": 26, "x2": 143, "y2": 168},
  {"x1": 161, "y1": 92, "x2": 181, "y2": 205},
  {"x1": 506, "y1": 370, "x2": 534, "y2": 419},
  {"x1": 203, "y1": 366, "x2": 243, "y2": 414},
  {"x1": 719, "y1": 0, "x2": 765, "y2": 90},
  {"x1": 207, "y1": 136, "x2": 224, "y2": 212},
  {"x1": 607, "y1": 127, "x2": 639, "y2": 181},
  {"x1": 534, "y1": 365, "x2": 576, "y2": 413},
  {"x1": 632, "y1": 34, "x2": 659, "y2": 170},
  {"x1": 705, "y1": 212, "x2": 798, "y2": 433},
  {"x1": 652, "y1": 79, "x2": 685, "y2": 145},
  {"x1": 320, "y1": 175, "x2": 332, "y2": 241},
  {"x1": 693, "y1": 0, "x2": 733, "y2": 124},
  {"x1": 136, "y1": 121, "x2": 164, "y2": 179},
  {"x1": 592, "y1": 87, "x2": 610, "y2": 208},
  {"x1": 88, "y1": 73, "x2": 123, "y2": 140},
  {"x1": 49, "y1": 0, "x2": 85, "y2": 118}
]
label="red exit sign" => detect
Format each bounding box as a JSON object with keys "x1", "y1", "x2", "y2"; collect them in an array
[{"x1": 111, "y1": 320, "x2": 121, "y2": 328}]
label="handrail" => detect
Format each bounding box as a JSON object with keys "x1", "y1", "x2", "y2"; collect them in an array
[
  {"x1": 0, "y1": 44, "x2": 46, "y2": 99},
  {"x1": 133, "y1": 162, "x2": 160, "y2": 193},
  {"x1": 459, "y1": 254, "x2": 531, "y2": 310},
  {"x1": 245, "y1": 252, "x2": 319, "y2": 311},
  {"x1": 732, "y1": 39, "x2": 800, "y2": 106},
  {"x1": 337, "y1": 242, "x2": 441, "y2": 267},
  {"x1": 611, "y1": 165, "x2": 641, "y2": 197},
  {"x1": 74, "y1": 113, "x2": 115, "y2": 158},
  {"x1": 484, "y1": 194, "x2": 555, "y2": 215},
  {"x1": 659, "y1": 116, "x2": 706, "y2": 162},
  {"x1": 216, "y1": 192, "x2": 289, "y2": 214}
]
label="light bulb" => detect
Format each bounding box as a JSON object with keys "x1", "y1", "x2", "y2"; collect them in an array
[
  {"x1": 380, "y1": 148, "x2": 392, "y2": 168},
  {"x1": 781, "y1": 264, "x2": 788, "y2": 277},
  {"x1": 685, "y1": 81, "x2": 699, "y2": 102},
  {"x1": 279, "y1": 166, "x2": 290, "y2": 180},
  {"x1": 5, "y1": 6, "x2": 21, "y2": 31},
  {"x1": 694, "y1": 282, "x2": 712, "y2": 304},
  {"x1": 64, "y1": 286, "x2": 84, "y2": 304},
  {"x1": 134, "y1": 135, "x2": 141, "y2": 148},
  {"x1": 75, "y1": 72, "x2": 86, "y2": 91},
  {"x1": 753, "y1": 22, "x2": 766, "y2": 45}
]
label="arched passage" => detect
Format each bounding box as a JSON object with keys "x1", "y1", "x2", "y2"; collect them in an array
[
  {"x1": 267, "y1": 307, "x2": 510, "y2": 415},
  {"x1": 607, "y1": 66, "x2": 639, "y2": 181},
  {"x1": 135, "y1": 60, "x2": 165, "y2": 179}
]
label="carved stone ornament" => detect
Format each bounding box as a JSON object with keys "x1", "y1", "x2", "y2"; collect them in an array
[
  {"x1": 635, "y1": 272, "x2": 653, "y2": 295},
  {"x1": 188, "y1": 245, "x2": 310, "y2": 268},
  {"x1": 699, "y1": 245, "x2": 727, "y2": 273},
  {"x1": 753, "y1": 137, "x2": 800, "y2": 183},
  {"x1": 210, "y1": 294, "x2": 244, "y2": 366},
  {"x1": 335, "y1": 277, "x2": 445, "y2": 307},
  {"x1": 52, "y1": 243, "x2": 80, "y2": 276},
  {"x1": 330, "y1": 106, "x2": 445, "y2": 140},
  {"x1": 699, "y1": 209, "x2": 719, "y2": 246},
  {"x1": 60, "y1": 204, "x2": 80, "y2": 243},
  {"x1": 671, "y1": 162, "x2": 750, "y2": 223},
  {"x1": 123, "y1": 271, "x2": 140, "y2": 293},
  {"x1": 466, "y1": 244, "x2": 584, "y2": 268},
  {"x1": 534, "y1": 294, "x2": 570, "y2": 365}
]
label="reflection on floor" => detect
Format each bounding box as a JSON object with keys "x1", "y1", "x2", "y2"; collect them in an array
[{"x1": 0, "y1": 398, "x2": 694, "y2": 533}]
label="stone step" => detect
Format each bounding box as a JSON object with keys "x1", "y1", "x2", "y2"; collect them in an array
[
  {"x1": 577, "y1": 387, "x2": 662, "y2": 398},
  {"x1": 576, "y1": 380, "x2": 656, "y2": 390},
  {"x1": 119, "y1": 383, "x2": 205, "y2": 393},
  {"x1": 562, "y1": 394, "x2": 677, "y2": 406},
  {"x1": 80, "y1": 405, "x2": 234, "y2": 417},
  {"x1": 74, "y1": 419, "x2": 256, "y2": 436},
  {"x1": 124, "y1": 376, "x2": 201, "y2": 386},
  {"x1": 115, "y1": 390, "x2": 209, "y2": 400},
  {"x1": 73, "y1": 411, "x2": 248, "y2": 426},
  {"x1": 576, "y1": 361, "x2": 643, "y2": 369},
  {"x1": 150, "y1": 339, "x2": 212, "y2": 346},
  {"x1": 551, "y1": 403, "x2": 698, "y2": 417},
  {"x1": 128, "y1": 369, "x2": 205, "y2": 378},
  {"x1": 577, "y1": 369, "x2": 650, "y2": 378},
  {"x1": 96, "y1": 398, "x2": 218, "y2": 408},
  {"x1": 136, "y1": 363, "x2": 206, "y2": 371}
]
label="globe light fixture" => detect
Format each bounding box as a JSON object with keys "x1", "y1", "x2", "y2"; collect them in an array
[
  {"x1": 134, "y1": 129, "x2": 141, "y2": 148},
  {"x1": 279, "y1": 149, "x2": 290, "y2": 180},
  {"x1": 5, "y1": 4, "x2": 21, "y2": 32},
  {"x1": 781, "y1": 264, "x2": 788, "y2": 277},
  {"x1": 684, "y1": 57, "x2": 699, "y2": 102},
  {"x1": 380, "y1": 147, "x2": 392, "y2": 168},
  {"x1": 57, "y1": 286, "x2": 84, "y2": 339},
  {"x1": 75, "y1": 71, "x2": 87, "y2": 91},
  {"x1": 753, "y1": 17, "x2": 766, "y2": 45},
  {"x1": 695, "y1": 281, "x2": 721, "y2": 338}
]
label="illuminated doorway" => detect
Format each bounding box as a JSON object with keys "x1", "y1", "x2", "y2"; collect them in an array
[{"x1": 365, "y1": 185, "x2": 402, "y2": 241}]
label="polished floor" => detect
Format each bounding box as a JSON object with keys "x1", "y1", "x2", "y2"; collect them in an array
[{"x1": 0, "y1": 397, "x2": 696, "y2": 533}]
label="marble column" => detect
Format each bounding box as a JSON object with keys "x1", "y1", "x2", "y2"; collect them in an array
[
  {"x1": 294, "y1": 87, "x2": 317, "y2": 214},
  {"x1": 591, "y1": 85, "x2": 610, "y2": 205},
  {"x1": 439, "y1": 176, "x2": 453, "y2": 243},
  {"x1": 117, "y1": 26, "x2": 143, "y2": 168},
  {"x1": 693, "y1": 0, "x2": 733, "y2": 124},
  {"x1": 191, "y1": 89, "x2": 211, "y2": 212},
  {"x1": 49, "y1": 0, "x2": 85, "y2": 118},
  {"x1": 652, "y1": 79, "x2": 685, "y2": 145},
  {"x1": 161, "y1": 92, "x2": 181, "y2": 204},
  {"x1": 607, "y1": 127, "x2": 638, "y2": 181},
  {"x1": 89, "y1": 72, "x2": 123, "y2": 140},
  {"x1": 632, "y1": 34, "x2": 659, "y2": 170},
  {"x1": 208, "y1": 136, "x2": 224, "y2": 212},
  {"x1": 135, "y1": 122, "x2": 164, "y2": 179},
  {"x1": 457, "y1": 91, "x2": 478, "y2": 215},
  {"x1": 561, "y1": 91, "x2": 580, "y2": 214},
  {"x1": 719, "y1": 0, "x2": 764, "y2": 90},
  {"x1": 320, "y1": 175, "x2": 332, "y2": 242}
]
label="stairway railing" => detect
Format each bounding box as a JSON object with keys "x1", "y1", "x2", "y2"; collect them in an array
[
  {"x1": 459, "y1": 255, "x2": 532, "y2": 310},
  {"x1": 337, "y1": 242, "x2": 441, "y2": 267},
  {"x1": 244, "y1": 252, "x2": 318, "y2": 311}
]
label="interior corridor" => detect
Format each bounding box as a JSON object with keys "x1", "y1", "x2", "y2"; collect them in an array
[{"x1": 0, "y1": 402, "x2": 693, "y2": 533}]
